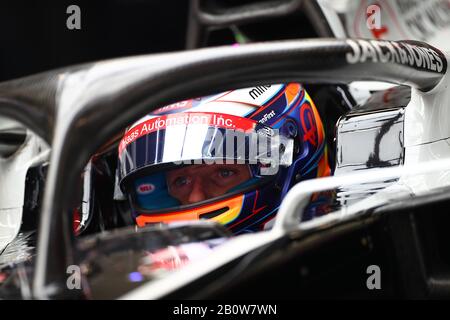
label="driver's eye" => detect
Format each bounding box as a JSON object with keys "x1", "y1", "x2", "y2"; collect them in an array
[
  {"x1": 174, "y1": 176, "x2": 190, "y2": 187},
  {"x1": 218, "y1": 169, "x2": 235, "y2": 178}
]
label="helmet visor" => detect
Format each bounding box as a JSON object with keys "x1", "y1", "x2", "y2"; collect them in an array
[{"x1": 118, "y1": 112, "x2": 294, "y2": 189}]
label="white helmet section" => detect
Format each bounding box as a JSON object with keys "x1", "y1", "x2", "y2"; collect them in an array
[
  {"x1": 125, "y1": 84, "x2": 284, "y2": 131},
  {"x1": 0, "y1": 128, "x2": 49, "y2": 251}
]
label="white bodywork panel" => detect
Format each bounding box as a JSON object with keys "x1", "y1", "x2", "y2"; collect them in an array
[
  {"x1": 0, "y1": 131, "x2": 49, "y2": 251},
  {"x1": 404, "y1": 55, "x2": 450, "y2": 148},
  {"x1": 402, "y1": 53, "x2": 450, "y2": 194}
]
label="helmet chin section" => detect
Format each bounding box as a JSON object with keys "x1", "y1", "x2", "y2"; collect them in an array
[{"x1": 135, "y1": 194, "x2": 244, "y2": 227}]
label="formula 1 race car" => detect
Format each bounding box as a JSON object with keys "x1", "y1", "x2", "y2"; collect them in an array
[{"x1": 0, "y1": 0, "x2": 450, "y2": 300}]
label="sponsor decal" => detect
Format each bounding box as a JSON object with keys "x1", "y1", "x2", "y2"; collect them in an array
[
  {"x1": 300, "y1": 103, "x2": 318, "y2": 147},
  {"x1": 152, "y1": 100, "x2": 193, "y2": 115},
  {"x1": 119, "y1": 112, "x2": 257, "y2": 154},
  {"x1": 345, "y1": 39, "x2": 445, "y2": 72},
  {"x1": 258, "y1": 110, "x2": 276, "y2": 124},
  {"x1": 137, "y1": 183, "x2": 155, "y2": 195},
  {"x1": 214, "y1": 84, "x2": 284, "y2": 107},
  {"x1": 396, "y1": 0, "x2": 450, "y2": 41},
  {"x1": 249, "y1": 85, "x2": 272, "y2": 100},
  {"x1": 366, "y1": 4, "x2": 389, "y2": 39}
]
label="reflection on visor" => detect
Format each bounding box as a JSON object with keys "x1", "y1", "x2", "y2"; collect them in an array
[{"x1": 134, "y1": 164, "x2": 261, "y2": 213}]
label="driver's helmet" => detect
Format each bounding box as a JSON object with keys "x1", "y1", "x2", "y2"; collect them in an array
[{"x1": 117, "y1": 83, "x2": 330, "y2": 234}]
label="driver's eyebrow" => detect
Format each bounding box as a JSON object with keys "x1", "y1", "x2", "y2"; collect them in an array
[{"x1": 171, "y1": 165, "x2": 208, "y2": 175}]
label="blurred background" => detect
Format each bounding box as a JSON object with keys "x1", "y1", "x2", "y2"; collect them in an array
[
  {"x1": 0, "y1": 0, "x2": 330, "y2": 81},
  {"x1": 0, "y1": 0, "x2": 189, "y2": 81}
]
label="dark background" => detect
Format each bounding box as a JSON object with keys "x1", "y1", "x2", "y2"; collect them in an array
[
  {"x1": 0, "y1": 0, "x2": 189, "y2": 81},
  {"x1": 0, "y1": 0, "x2": 325, "y2": 82}
]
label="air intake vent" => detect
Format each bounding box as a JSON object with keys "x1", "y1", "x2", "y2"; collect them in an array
[{"x1": 200, "y1": 207, "x2": 230, "y2": 219}]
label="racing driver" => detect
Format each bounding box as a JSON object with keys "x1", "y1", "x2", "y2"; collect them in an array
[{"x1": 117, "y1": 83, "x2": 331, "y2": 234}]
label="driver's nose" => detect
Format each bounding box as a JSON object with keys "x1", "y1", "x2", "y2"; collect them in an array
[{"x1": 186, "y1": 178, "x2": 207, "y2": 204}]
